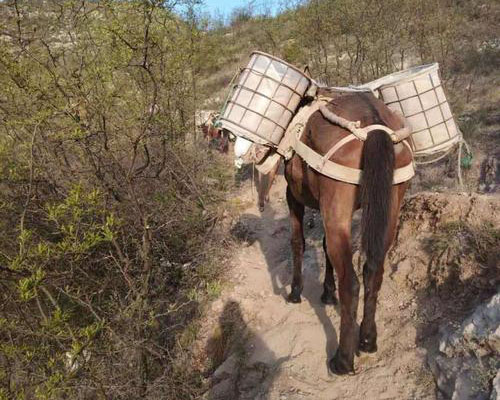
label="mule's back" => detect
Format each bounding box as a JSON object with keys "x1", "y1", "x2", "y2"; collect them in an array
[{"x1": 304, "y1": 92, "x2": 412, "y2": 170}]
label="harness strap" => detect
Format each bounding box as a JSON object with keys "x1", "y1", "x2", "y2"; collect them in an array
[
  {"x1": 321, "y1": 135, "x2": 357, "y2": 167},
  {"x1": 277, "y1": 98, "x2": 415, "y2": 185},
  {"x1": 292, "y1": 132, "x2": 415, "y2": 184},
  {"x1": 277, "y1": 100, "x2": 328, "y2": 159}
]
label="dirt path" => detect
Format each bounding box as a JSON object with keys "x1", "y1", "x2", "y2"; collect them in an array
[{"x1": 200, "y1": 171, "x2": 498, "y2": 400}]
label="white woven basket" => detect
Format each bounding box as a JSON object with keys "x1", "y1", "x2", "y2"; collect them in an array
[
  {"x1": 219, "y1": 51, "x2": 311, "y2": 146},
  {"x1": 362, "y1": 63, "x2": 462, "y2": 156}
]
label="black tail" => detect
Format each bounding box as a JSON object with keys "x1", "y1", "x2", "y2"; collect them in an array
[{"x1": 360, "y1": 130, "x2": 395, "y2": 271}]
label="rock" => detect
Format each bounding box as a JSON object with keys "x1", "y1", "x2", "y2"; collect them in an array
[
  {"x1": 439, "y1": 337, "x2": 454, "y2": 357},
  {"x1": 430, "y1": 355, "x2": 460, "y2": 398},
  {"x1": 489, "y1": 326, "x2": 500, "y2": 354},
  {"x1": 429, "y1": 293, "x2": 500, "y2": 400},
  {"x1": 451, "y1": 294, "x2": 500, "y2": 357},
  {"x1": 452, "y1": 370, "x2": 477, "y2": 400},
  {"x1": 490, "y1": 370, "x2": 500, "y2": 400}
]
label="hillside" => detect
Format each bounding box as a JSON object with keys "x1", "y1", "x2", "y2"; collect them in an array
[{"x1": 198, "y1": 0, "x2": 499, "y2": 192}]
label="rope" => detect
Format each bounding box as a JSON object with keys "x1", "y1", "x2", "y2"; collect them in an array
[
  {"x1": 319, "y1": 105, "x2": 411, "y2": 143},
  {"x1": 414, "y1": 145, "x2": 456, "y2": 165},
  {"x1": 457, "y1": 140, "x2": 464, "y2": 188},
  {"x1": 457, "y1": 136, "x2": 472, "y2": 189},
  {"x1": 413, "y1": 130, "x2": 472, "y2": 189}
]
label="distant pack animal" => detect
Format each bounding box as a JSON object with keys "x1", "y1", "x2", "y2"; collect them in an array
[
  {"x1": 285, "y1": 91, "x2": 412, "y2": 375},
  {"x1": 234, "y1": 136, "x2": 281, "y2": 212},
  {"x1": 198, "y1": 112, "x2": 229, "y2": 154}
]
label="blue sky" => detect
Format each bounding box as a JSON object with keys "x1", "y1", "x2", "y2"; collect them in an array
[
  {"x1": 202, "y1": 0, "x2": 281, "y2": 18},
  {"x1": 203, "y1": 0, "x2": 248, "y2": 14}
]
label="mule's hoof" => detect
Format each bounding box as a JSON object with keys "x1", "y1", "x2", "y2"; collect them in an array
[
  {"x1": 287, "y1": 291, "x2": 302, "y2": 303},
  {"x1": 320, "y1": 291, "x2": 338, "y2": 305},
  {"x1": 328, "y1": 353, "x2": 354, "y2": 376},
  {"x1": 359, "y1": 338, "x2": 378, "y2": 353},
  {"x1": 258, "y1": 204, "x2": 265, "y2": 212}
]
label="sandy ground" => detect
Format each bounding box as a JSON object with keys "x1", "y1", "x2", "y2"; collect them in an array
[{"x1": 198, "y1": 168, "x2": 499, "y2": 400}]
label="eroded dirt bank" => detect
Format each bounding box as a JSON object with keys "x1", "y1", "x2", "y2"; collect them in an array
[{"x1": 196, "y1": 172, "x2": 499, "y2": 400}]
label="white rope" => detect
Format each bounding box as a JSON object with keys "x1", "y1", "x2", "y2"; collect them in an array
[
  {"x1": 414, "y1": 145, "x2": 456, "y2": 165},
  {"x1": 457, "y1": 140, "x2": 464, "y2": 188},
  {"x1": 413, "y1": 131, "x2": 472, "y2": 189},
  {"x1": 318, "y1": 105, "x2": 412, "y2": 143},
  {"x1": 457, "y1": 136, "x2": 472, "y2": 189}
]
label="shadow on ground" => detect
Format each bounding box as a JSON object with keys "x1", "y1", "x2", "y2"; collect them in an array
[
  {"x1": 230, "y1": 199, "x2": 359, "y2": 372},
  {"x1": 206, "y1": 300, "x2": 289, "y2": 400}
]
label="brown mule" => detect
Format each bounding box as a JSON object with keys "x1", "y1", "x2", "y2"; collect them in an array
[
  {"x1": 284, "y1": 92, "x2": 411, "y2": 375},
  {"x1": 200, "y1": 114, "x2": 229, "y2": 154}
]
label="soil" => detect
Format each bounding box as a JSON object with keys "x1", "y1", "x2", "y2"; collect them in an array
[{"x1": 196, "y1": 169, "x2": 499, "y2": 400}]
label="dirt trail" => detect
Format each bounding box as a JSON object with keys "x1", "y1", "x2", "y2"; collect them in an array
[{"x1": 199, "y1": 170, "x2": 499, "y2": 400}]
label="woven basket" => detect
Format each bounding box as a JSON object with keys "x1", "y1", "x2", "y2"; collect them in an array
[
  {"x1": 362, "y1": 63, "x2": 462, "y2": 156},
  {"x1": 219, "y1": 51, "x2": 311, "y2": 146}
]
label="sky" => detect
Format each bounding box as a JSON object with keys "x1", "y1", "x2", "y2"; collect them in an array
[{"x1": 201, "y1": 0, "x2": 281, "y2": 18}]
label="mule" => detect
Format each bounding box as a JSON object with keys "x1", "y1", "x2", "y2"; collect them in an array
[
  {"x1": 235, "y1": 138, "x2": 281, "y2": 212},
  {"x1": 284, "y1": 91, "x2": 412, "y2": 375},
  {"x1": 199, "y1": 113, "x2": 229, "y2": 153}
]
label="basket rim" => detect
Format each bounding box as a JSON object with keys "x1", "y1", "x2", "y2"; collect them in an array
[
  {"x1": 361, "y1": 62, "x2": 439, "y2": 90},
  {"x1": 251, "y1": 51, "x2": 312, "y2": 80}
]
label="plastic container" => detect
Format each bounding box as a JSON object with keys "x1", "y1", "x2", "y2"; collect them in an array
[
  {"x1": 218, "y1": 51, "x2": 311, "y2": 146},
  {"x1": 362, "y1": 63, "x2": 461, "y2": 156}
]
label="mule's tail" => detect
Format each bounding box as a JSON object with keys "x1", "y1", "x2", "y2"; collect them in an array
[{"x1": 360, "y1": 130, "x2": 395, "y2": 271}]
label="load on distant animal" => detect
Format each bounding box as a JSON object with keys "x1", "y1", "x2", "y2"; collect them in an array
[
  {"x1": 197, "y1": 111, "x2": 230, "y2": 153},
  {"x1": 216, "y1": 52, "x2": 466, "y2": 375}
]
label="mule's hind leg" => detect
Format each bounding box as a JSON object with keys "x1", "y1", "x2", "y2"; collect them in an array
[
  {"x1": 359, "y1": 185, "x2": 406, "y2": 353},
  {"x1": 321, "y1": 236, "x2": 338, "y2": 305},
  {"x1": 321, "y1": 192, "x2": 359, "y2": 375},
  {"x1": 358, "y1": 260, "x2": 384, "y2": 353},
  {"x1": 286, "y1": 186, "x2": 305, "y2": 303}
]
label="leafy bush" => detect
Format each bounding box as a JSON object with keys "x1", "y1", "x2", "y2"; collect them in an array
[{"x1": 0, "y1": 1, "x2": 232, "y2": 398}]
